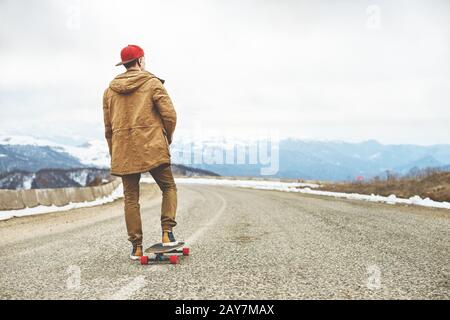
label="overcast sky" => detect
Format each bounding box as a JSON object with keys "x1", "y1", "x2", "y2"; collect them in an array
[{"x1": 0, "y1": 0, "x2": 449, "y2": 145}]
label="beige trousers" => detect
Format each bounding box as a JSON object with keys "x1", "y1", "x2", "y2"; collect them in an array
[{"x1": 121, "y1": 163, "x2": 177, "y2": 245}]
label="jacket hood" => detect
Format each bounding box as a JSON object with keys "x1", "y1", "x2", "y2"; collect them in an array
[{"x1": 109, "y1": 69, "x2": 155, "y2": 94}]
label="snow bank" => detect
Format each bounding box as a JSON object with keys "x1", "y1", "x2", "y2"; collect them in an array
[
  {"x1": 291, "y1": 188, "x2": 450, "y2": 210},
  {"x1": 162, "y1": 177, "x2": 450, "y2": 210},
  {"x1": 142, "y1": 177, "x2": 319, "y2": 189}
]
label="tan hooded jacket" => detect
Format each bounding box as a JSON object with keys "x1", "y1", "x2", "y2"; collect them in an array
[{"x1": 103, "y1": 67, "x2": 177, "y2": 176}]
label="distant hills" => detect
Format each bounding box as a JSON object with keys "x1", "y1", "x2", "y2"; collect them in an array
[
  {"x1": 277, "y1": 139, "x2": 450, "y2": 180},
  {"x1": 0, "y1": 144, "x2": 86, "y2": 173},
  {"x1": 0, "y1": 167, "x2": 111, "y2": 190},
  {"x1": 0, "y1": 134, "x2": 218, "y2": 189},
  {"x1": 171, "y1": 138, "x2": 450, "y2": 181},
  {"x1": 0, "y1": 165, "x2": 218, "y2": 190},
  {"x1": 170, "y1": 164, "x2": 219, "y2": 178},
  {"x1": 1, "y1": 134, "x2": 449, "y2": 186},
  {"x1": 0, "y1": 134, "x2": 110, "y2": 172}
]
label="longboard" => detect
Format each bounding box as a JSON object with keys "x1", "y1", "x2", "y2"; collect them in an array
[
  {"x1": 140, "y1": 241, "x2": 189, "y2": 265},
  {"x1": 145, "y1": 241, "x2": 186, "y2": 254}
]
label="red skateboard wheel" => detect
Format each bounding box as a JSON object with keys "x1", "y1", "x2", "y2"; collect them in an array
[
  {"x1": 169, "y1": 255, "x2": 178, "y2": 264},
  {"x1": 182, "y1": 248, "x2": 190, "y2": 256},
  {"x1": 140, "y1": 255, "x2": 149, "y2": 265}
]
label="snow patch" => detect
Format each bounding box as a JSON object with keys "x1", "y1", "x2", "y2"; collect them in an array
[
  {"x1": 144, "y1": 177, "x2": 320, "y2": 190},
  {"x1": 142, "y1": 177, "x2": 450, "y2": 210},
  {"x1": 69, "y1": 170, "x2": 89, "y2": 186},
  {"x1": 59, "y1": 139, "x2": 110, "y2": 168},
  {"x1": 0, "y1": 134, "x2": 59, "y2": 147},
  {"x1": 22, "y1": 174, "x2": 36, "y2": 190}
]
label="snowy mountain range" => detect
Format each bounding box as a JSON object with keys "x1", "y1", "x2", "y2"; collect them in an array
[
  {"x1": 0, "y1": 134, "x2": 217, "y2": 189},
  {"x1": 170, "y1": 137, "x2": 450, "y2": 181},
  {"x1": 0, "y1": 134, "x2": 110, "y2": 170},
  {"x1": 0, "y1": 168, "x2": 111, "y2": 190},
  {"x1": 1, "y1": 134, "x2": 450, "y2": 184}
]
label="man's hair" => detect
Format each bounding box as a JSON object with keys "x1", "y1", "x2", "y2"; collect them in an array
[{"x1": 124, "y1": 59, "x2": 139, "y2": 69}]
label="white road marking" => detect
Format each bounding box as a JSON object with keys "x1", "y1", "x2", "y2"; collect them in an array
[
  {"x1": 107, "y1": 275, "x2": 147, "y2": 300},
  {"x1": 186, "y1": 191, "x2": 227, "y2": 245},
  {"x1": 108, "y1": 189, "x2": 226, "y2": 300}
]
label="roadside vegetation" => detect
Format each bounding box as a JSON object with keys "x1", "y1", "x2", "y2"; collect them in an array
[{"x1": 318, "y1": 168, "x2": 450, "y2": 202}]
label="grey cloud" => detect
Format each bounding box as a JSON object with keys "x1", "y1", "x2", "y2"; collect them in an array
[{"x1": 0, "y1": 0, "x2": 449, "y2": 145}]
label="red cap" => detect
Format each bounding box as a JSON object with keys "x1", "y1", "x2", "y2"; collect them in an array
[{"x1": 115, "y1": 45, "x2": 145, "y2": 66}]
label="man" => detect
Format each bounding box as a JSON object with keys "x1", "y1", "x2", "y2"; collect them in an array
[{"x1": 103, "y1": 44, "x2": 178, "y2": 260}]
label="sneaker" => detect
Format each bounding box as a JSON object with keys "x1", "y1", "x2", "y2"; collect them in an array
[
  {"x1": 130, "y1": 244, "x2": 143, "y2": 260},
  {"x1": 162, "y1": 230, "x2": 178, "y2": 247}
]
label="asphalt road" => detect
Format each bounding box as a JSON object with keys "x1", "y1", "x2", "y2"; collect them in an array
[{"x1": 0, "y1": 183, "x2": 449, "y2": 299}]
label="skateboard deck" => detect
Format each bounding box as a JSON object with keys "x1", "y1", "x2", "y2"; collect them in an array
[
  {"x1": 140, "y1": 241, "x2": 189, "y2": 265},
  {"x1": 144, "y1": 241, "x2": 185, "y2": 254}
]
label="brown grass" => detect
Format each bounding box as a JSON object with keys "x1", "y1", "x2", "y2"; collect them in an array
[{"x1": 318, "y1": 170, "x2": 450, "y2": 202}]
